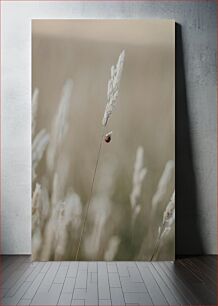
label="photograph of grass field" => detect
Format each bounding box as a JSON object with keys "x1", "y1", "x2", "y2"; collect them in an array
[{"x1": 32, "y1": 19, "x2": 175, "y2": 261}]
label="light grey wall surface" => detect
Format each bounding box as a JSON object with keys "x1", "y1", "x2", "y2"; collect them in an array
[{"x1": 2, "y1": 1, "x2": 217, "y2": 255}]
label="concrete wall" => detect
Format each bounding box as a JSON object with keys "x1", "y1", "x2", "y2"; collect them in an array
[{"x1": 2, "y1": 1, "x2": 217, "y2": 255}]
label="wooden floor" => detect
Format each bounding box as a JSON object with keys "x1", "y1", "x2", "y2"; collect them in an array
[{"x1": 0, "y1": 256, "x2": 217, "y2": 305}]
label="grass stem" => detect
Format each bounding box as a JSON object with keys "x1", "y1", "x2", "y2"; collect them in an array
[{"x1": 75, "y1": 128, "x2": 105, "y2": 260}]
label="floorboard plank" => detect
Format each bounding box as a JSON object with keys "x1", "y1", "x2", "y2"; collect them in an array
[
  {"x1": 1, "y1": 256, "x2": 13, "y2": 271},
  {"x1": 2, "y1": 262, "x2": 33, "y2": 290},
  {"x1": 174, "y1": 260, "x2": 217, "y2": 305},
  {"x1": 36, "y1": 262, "x2": 60, "y2": 292},
  {"x1": 17, "y1": 298, "x2": 31, "y2": 305},
  {"x1": 67, "y1": 262, "x2": 79, "y2": 278},
  {"x1": 62, "y1": 277, "x2": 76, "y2": 293},
  {"x1": 58, "y1": 292, "x2": 73, "y2": 305},
  {"x1": 2, "y1": 256, "x2": 27, "y2": 284},
  {"x1": 22, "y1": 271, "x2": 45, "y2": 300},
  {"x1": 71, "y1": 299, "x2": 85, "y2": 305},
  {"x1": 147, "y1": 263, "x2": 180, "y2": 305},
  {"x1": 190, "y1": 257, "x2": 216, "y2": 284},
  {"x1": 110, "y1": 287, "x2": 125, "y2": 305},
  {"x1": 137, "y1": 263, "x2": 169, "y2": 305},
  {"x1": 179, "y1": 257, "x2": 217, "y2": 293},
  {"x1": 4, "y1": 262, "x2": 43, "y2": 297},
  {"x1": 152, "y1": 262, "x2": 189, "y2": 304},
  {"x1": 160, "y1": 261, "x2": 200, "y2": 304},
  {"x1": 31, "y1": 283, "x2": 62, "y2": 305},
  {"x1": 2, "y1": 281, "x2": 31, "y2": 305},
  {"x1": 108, "y1": 272, "x2": 121, "y2": 288},
  {"x1": 99, "y1": 299, "x2": 112, "y2": 305},
  {"x1": 54, "y1": 262, "x2": 69, "y2": 284},
  {"x1": 107, "y1": 263, "x2": 117, "y2": 273},
  {"x1": 98, "y1": 262, "x2": 110, "y2": 300},
  {"x1": 200, "y1": 255, "x2": 217, "y2": 268}
]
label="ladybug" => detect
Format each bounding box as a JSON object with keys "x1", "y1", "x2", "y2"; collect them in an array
[{"x1": 104, "y1": 131, "x2": 112, "y2": 143}]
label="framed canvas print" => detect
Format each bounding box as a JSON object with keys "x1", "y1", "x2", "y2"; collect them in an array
[{"x1": 32, "y1": 19, "x2": 175, "y2": 261}]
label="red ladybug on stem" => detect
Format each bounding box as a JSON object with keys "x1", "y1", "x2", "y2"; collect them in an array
[{"x1": 104, "y1": 131, "x2": 112, "y2": 143}]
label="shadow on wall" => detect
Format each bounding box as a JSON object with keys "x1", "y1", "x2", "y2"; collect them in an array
[{"x1": 175, "y1": 23, "x2": 205, "y2": 256}]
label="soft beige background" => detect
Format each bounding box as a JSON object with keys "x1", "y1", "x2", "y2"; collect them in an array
[{"x1": 32, "y1": 20, "x2": 175, "y2": 260}]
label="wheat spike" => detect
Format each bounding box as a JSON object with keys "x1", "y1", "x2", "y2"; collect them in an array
[
  {"x1": 83, "y1": 195, "x2": 111, "y2": 259},
  {"x1": 150, "y1": 191, "x2": 175, "y2": 260},
  {"x1": 160, "y1": 190, "x2": 175, "y2": 238},
  {"x1": 32, "y1": 129, "x2": 49, "y2": 181},
  {"x1": 130, "y1": 146, "x2": 147, "y2": 226},
  {"x1": 32, "y1": 88, "x2": 39, "y2": 137},
  {"x1": 152, "y1": 160, "x2": 174, "y2": 210},
  {"x1": 104, "y1": 236, "x2": 120, "y2": 261},
  {"x1": 54, "y1": 192, "x2": 82, "y2": 260},
  {"x1": 130, "y1": 146, "x2": 147, "y2": 209},
  {"x1": 102, "y1": 50, "x2": 125, "y2": 126},
  {"x1": 46, "y1": 79, "x2": 73, "y2": 173}
]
